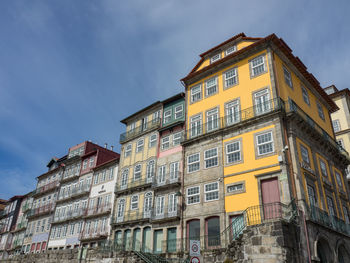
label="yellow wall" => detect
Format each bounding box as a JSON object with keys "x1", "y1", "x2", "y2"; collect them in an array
[
  {"x1": 187, "y1": 50, "x2": 272, "y2": 127},
  {"x1": 332, "y1": 97, "x2": 350, "y2": 131},
  {"x1": 126, "y1": 111, "x2": 158, "y2": 131},
  {"x1": 273, "y1": 54, "x2": 334, "y2": 137}
]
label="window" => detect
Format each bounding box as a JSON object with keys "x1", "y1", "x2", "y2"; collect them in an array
[
  {"x1": 327, "y1": 196, "x2": 335, "y2": 216},
  {"x1": 153, "y1": 110, "x2": 160, "y2": 123},
  {"x1": 187, "y1": 220, "x2": 200, "y2": 242},
  {"x1": 317, "y1": 102, "x2": 325, "y2": 120},
  {"x1": 187, "y1": 186, "x2": 200, "y2": 204},
  {"x1": 89, "y1": 157, "x2": 95, "y2": 167},
  {"x1": 205, "y1": 77, "x2": 217, "y2": 96},
  {"x1": 125, "y1": 144, "x2": 132, "y2": 157},
  {"x1": 226, "y1": 99, "x2": 240, "y2": 125},
  {"x1": 173, "y1": 132, "x2": 182, "y2": 146},
  {"x1": 333, "y1": 120, "x2": 341, "y2": 132},
  {"x1": 129, "y1": 122, "x2": 136, "y2": 132},
  {"x1": 204, "y1": 148, "x2": 218, "y2": 168},
  {"x1": 188, "y1": 153, "x2": 200, "y2": 173},
  {"x1": 190, "y1": 114, "x2": 202, "y2": 138},
  {"x1": 307, "y1": 185, "x2": 317, "y2": 207},
  {"x1": 149, "y1": 134, "x2": 157, "y2": 148},
  {"x1": 250, "y1": 55, "x2": 266, "y2": 77},
  {"x1": 319, "y1": 159, "x2": 328, "y2": 178},
  {"x1": 109, "y1": 167, "x2": 114, "y2": 180},
  {"x1": 283, "y1": 66, "x2": 293, "y2": 88},
  {"x1": 337, "y1": 139, "x2": 344, "y2": 148},
  {"x1": 101, "y1": 170, "x2": 106, "y2": 182},
  {"x1": 164, "y1": 109, "x2": 172, "y2": 124},
  {"x1": 141, "y1": 117, "x2": 148, "y2": 131},
  {"x1": 204, "y1": 182, "x2": 219, "y2": 201},
  {"x1": 174, "y1": 105, "x2": 183, "y2": 119},
  {"x1": 256, "y1": 132, "x2": 274, "y2": 155},
  {"x1": 94, "y1": 174, "x2": 99, "y2": 185},
  {"x1": 343, "y1": 206, "x2": 350, "y2": 224},
  {"x1": 82, "y1": 159, "x2": 88, "y2": 170},
  {"x1": 206, "y1": 108, "x2": 219, "y2": 132},
  {"x1": 225, "y1": 45, "x2": 237, "y2": 55},
  {"x1": 300, "y1": 144, "x2": 310, "y2": 164},
  {"x1": 191, "y1": 85, "x2": 202, "y2": 103},
  {"x1": 227, "y1": 183, "x2": 244, "y2": 193},
  {"x1": 136, "y1": 139, "x2": 144, "y2": 152},
  {"x1": 210, "y1": 53, "x2": 221, "y2": 63},
  {"x1": 130, "y1": 195, "x2": 139, "y2": 210},
  {"x1": 146, "y1": 160, "x2": 155, "y2": 180},
  {"x1": 161, "y1": 136, "x2": 170, "y2": 150},
  {"x1": 156, "y1": 196, "x2": 165, "y2": 216},
  {"x1": 170, "y1": 162, "x2": 179, "y2": 180},
  {"x1": 70, "y1": 223, "x2": 75, "y2": 235},
  {"x1": 121, "y1": 169, "x2": 128, "y2": 188},
  {"x1": 206, "y1": 217, "x2": 220, "y2": 247},
  {"x1": 117, "y1": 199, "x2": 125, "y2": 219},
  {"x1": 226, "y1": 141, "x2": 241, "y2": 164},
  {"x1": 224, "y1": 68, "x2": 238, "y2": 88},
  {"x1": 158, "y1": 165, "x2": 166, "y2": 184},
  {"x1": 62, "y1": 225, "x2": 68, "y2": 237},
  {"x1": 168, "y1": 193, "x2": 177, "y2": 214},
  {"x1": 134, "y1": 164, "x2": 142, "y2": 181},
  {"x1": 301, "y1": 86, "x2": 310, "y2": 105},
  {"x1": 335, "y1": 171, "x2": 343, "y2": 189},
  {"x1": 254, "y1": 89, "x2": 270, "y2": 115}
]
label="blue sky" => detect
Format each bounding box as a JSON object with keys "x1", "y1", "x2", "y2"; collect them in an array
[{"x1": 0, "y1": 0, "x2": 349, "y2": 199}]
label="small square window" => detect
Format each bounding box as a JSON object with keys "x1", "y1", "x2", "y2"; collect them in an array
[
  {"x1": 204, "y1": 148, "x2": 218, "y2": 168},
  {"x1": 225, "y1": 46, "x2": 237, "y2": 56},
  {"x1": 210, "y1": 53, "x2": 221, "y2": 63},
  {"x1": 226, "y1": 141, "x2": 241, "y2": 164},
  {"x1": 250, "y1": 55, "x2": 266, "y2": 77},
  {"x1": 204, "y1": 182, "x2": 219, "y2": 201},
  {"x1": 161, "y1": 136, "x2": 170, "y2": 150},
  {"x1": 188, "y1": 153, "x2": 200, "y2": 173},
  {"x1": 187, "y1": 186, "x2": 200, "y2": 204},
  {"x1": 256, "y1": 132, "x2": 274, "y2": 156},
  {"x1": 227, "y1": 183, "x2": 244, "y2": 194}
]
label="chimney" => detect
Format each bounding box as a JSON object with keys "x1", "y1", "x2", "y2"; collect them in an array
[
  {"x1": 104, "y1": 143, "x2": 108, "y2": 149},
  {"x1": 110, "y1": 145, "x2": 114, "y2": 151}
]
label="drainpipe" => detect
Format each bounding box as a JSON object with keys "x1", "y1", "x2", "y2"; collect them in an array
[{"x1": 301, "y1": 209, "x2": 312, "y2": 263}]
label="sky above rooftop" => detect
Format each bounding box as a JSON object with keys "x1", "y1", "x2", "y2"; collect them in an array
[{"x1": 1, "y1": 0, "x2": 350, "y2": 199}]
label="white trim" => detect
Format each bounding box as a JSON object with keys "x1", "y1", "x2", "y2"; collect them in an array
[
  {"x1": 204, "y1": 182, "x2": 219, "y2": 202},
  {"x1": 186, "y1": 186, "x2": 200, "y2": 205}
]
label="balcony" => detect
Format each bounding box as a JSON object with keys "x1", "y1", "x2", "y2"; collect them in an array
[
  {"x1": 84, "y1": 203, "x2": 112, "y2": 218},
  {"x1": 79, "y1": 227, "x2": 109, "y2": 241},
  {"x1": 56, "y1": 184, "x2": 90, "y2": 203},
  {"x1": 27, "y1": 203, "x2": 55, "y2": 218},
  {"x1": 120, "y1": 118, "x2": 161, "y2": 144},
  {"x1": 152, "y1": 172, "x2": 181, "y2": 190},
  {"x1": 60, "y1": 171, "x2": 80, "y2": 184},
  {"x1": 12, "y1": 239, "x2": 23, "y2": 249},
  {"x1": 308, "y1": 205, "x2": 350, "y2": 236},
  {"x1": 113, "y1": 210, "x2": 151, "y2": 225},
  {"x1": 182, "y1": 98, "x2": 283, "y2": 143},
  {"x1": 33, "y1": 180, "x2": 59, "y2": 197},
  {"x1": 115, "y1": 177, "x2": 152, "y2": 195},
  {"x1": 13, "y1": 220, "x2": 27, "y2": 232},
  {"x1": 53, "y1": 208, "x2": 85, "y2": 223},
  {"x1": 22, "y1": 202, "x2": 32, "y2": 213},
  {"x1": 151, "y1": 205, "x2": 180, "y2": 223}
]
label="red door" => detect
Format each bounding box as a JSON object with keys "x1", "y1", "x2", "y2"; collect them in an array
[
  {"x1": 30, "y1": 243, "x2": 35, "y2": 253},
  {"x1": 261, "y1": 178, "x2": 281, "y2": 220}
]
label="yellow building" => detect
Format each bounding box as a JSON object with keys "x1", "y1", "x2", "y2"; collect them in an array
[{"x1": 181, "y1": 33, "x2": 350, "y2": 261}]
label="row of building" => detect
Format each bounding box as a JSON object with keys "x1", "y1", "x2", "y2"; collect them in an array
[{"x1": 1, "y1": 33, "x2": 350, "y2": 262}]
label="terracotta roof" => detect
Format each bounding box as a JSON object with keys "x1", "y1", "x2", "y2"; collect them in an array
[
  {"x1": 93, "y1": 157, "x2": 119, "y2": 170},
  {"x1": 328, "y1": 88, "x2": 350, "y2": 99},
  {"x1": 181, "y1": 33, "x2": 338, "y2": 113},
  {"x1": 161, "y1": 92, "x2": 185, "y2": 105}
]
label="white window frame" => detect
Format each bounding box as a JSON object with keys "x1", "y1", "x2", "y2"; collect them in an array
[
  {"x1": 204, "y1": 148, "x2": 218, "y2": 168},
  {"x1": 225, "y1": 45, "x2": 237, "y2": 56},
  {"x1": 250, "y1": 55, "x2": 266, "y2": 77},
  {"x1": 254, "y1": 88, "x2": 270, "y2": 115},
  {"x1": 136, "y1": 139, "x2": 144, "y2": 153},
  {"x1": 89, "y1": 157, "x2": 94, "y2": 168},
  {"x1": 283, "y1": 66, "x2": 293, "y2": 88},
  {"x1": 187, "y1": 153, "x2": 200, "y2": 173},
  {"x1": 191, "y1": 85, "x2": 202, "y2": 103},
  {"x1": 206, "y1": 107, "x2": 219, "y2": 132},
  {"x1": 256, "y1": 131, "x2": 274, "y2": 156},
  {"x1": 226, "y1": 141, "x2": 241, "y2": 164},
  {"x1": 125, "y1": 144, "x2": 132, "y2": 157},
  {"x1": 156, "y1": 196, "x2": 165, "y2": 216},
  {"x1": 187, "y1": 186, "x2": 200, "y2": 205},
  {"x1": 134, "y1": 164, "x2": 142, "y2": 181},
  {"x1": 301, "y1": 85, "x2": 310, "y2": 105},
  {"x1": 174, "y1": 105, "x2": 183, "y2": 119},
  {"x1": 164, "y1": 109, "x2": 172, "y2": 124},
  {"x1": 173, "y1": 131, "x2": 182, "y2": 146},
  {"x1": 190, "y1": 114, "x2": 202, "y2": 138},
  {"x1": 205, "y1": 77, "x2": 217, "y2": 97},
  {"x1": 153, "y1": 110, "x2": 160, "y2": 123},
  {"x1": 204, "y1": 182, "x2": 219, "y2": 202},
  {"x1": 227, "y1": 183, "x2": 244, "y2": 193},
  {"x1": 161, "y1": 136, "x2": 170, "y2": 150},
  {"x1": 130, "y1": 195, "x2": 139, "y2": 210},
  {"x1": 149, "y1": 134, "x2": 157, "y2": 148},
  {"x1": 333, "y1": 120, "x2": 341, "y2": 132},
  {"x1": 224, "y1": 67, "x2": 238, "y2": 88},
  {"x1": 226, "y1": 99, "x2": 240, "y2": 125},
  {"x1": 210, "y1": 53, "x2": 221, "y2": 63}
]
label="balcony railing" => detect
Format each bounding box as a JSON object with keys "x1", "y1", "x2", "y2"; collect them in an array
[
  {"x1": 79, "y1": 227, "x2": 109, "y2": 241},
  {"x1": 34, "y1": 180, "x2": 59, "y2": 196},
  {"x1": 308, "y1": 205, "x2": 350, "y2": 236},
  {"x1": 285, "y1": 100, "x2": 350, "y2": 160},
  {"x1": 151, "y1": 205, "x2": 180, "y2": 221},
  {"x1": 84, "y1": 203, "x2": 112, "y2": 218},
  {"x1": 115, "y1": 176, "x2": 153, "y2": 194},
  {"x1": 113, "y1": 210, "x2": 152, "y2": 225},
  {"x1": 152, "y1": 172, "x2": 181, "y2": 189},
  {"x1": 14, "y1": 220, "x2": 27, "y2": 231},
  {"x1": 27, "y1": 203, "x2": 55, "y2": 218},
  {"x1": 60, "y1": 171, "x2": 80, "y2": 183},
  {"x1": 120, "y1": 118, "x2": 161, "y2": 144},
  {"x1": 183, "y1": 98, "x2": 283, "y2": 142},
  {"x1": 57, "y1": 184, "x2": 90, "y2": 202},
  {"x1": 22, "y1": 202, "x2": 32, "y2": 212},
  {"x1": 53, "y1": 208, "x2": 85, "y2": 223}
]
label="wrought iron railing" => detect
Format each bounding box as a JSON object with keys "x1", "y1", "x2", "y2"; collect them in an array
[
  {"x1": 79, "y1": 226, "x2": 109, "y2": 240},
  {"x1": 152, "y1": 172, "x2": 181, "y2": 189},
  {"x1": 115, "y1": 176, "x2": 153, "y2": 193},
  {"x1": 120, "y1": 118, "x2": 161, "y2": 143},
  {"x1": 182, "y1": 98, "x2": 284, "y2": 142},
  {"x1": 33, "y1": 180, "x2": 60, "y2": 196},
  {"x1": 27, "y1": 203, "x2": 55, "y2": 218},
  {"x1": 57, "y1": 184, "x2": 90, "y2": 202},
  {"x1": 151, "y1": 205, "x2": 180, "y2": 221},
  {"x1": 22, "y1": 201, "x2": 32, "y2": 212},
  {"x1": 84, "y1": 203, "x2": 112, "y2": 217},
  {"x1": 53, "y1": 208, "x2": 85, "y2": 223},
  {"x1": 113, "y1": 209, "x2": 152, "y2": 224}
]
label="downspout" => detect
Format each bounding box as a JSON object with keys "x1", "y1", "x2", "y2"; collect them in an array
[
  {"x1": 270, "y1": 47, "x2": 311, "y2": 262},
  {"x1": 180, "y1": 81, "x2": 186, "y2": 257}
]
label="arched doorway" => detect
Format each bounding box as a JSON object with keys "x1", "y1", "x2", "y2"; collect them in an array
[{"x1": 317, "y1": 238, "x2": 332, "y2": 263}]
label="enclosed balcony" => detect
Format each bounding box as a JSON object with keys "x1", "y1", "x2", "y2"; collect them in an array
[
  {"x1": 120, "y1": 118, "x2": 161, "y2": 144},
  {"x1": 152, "y1": 171, "x2": 181, "y2": 190},
  {"x1": 53, "y1": 208, "x2": 85, "y2": 223},
  {"x1": 84, "y1": 203, "x2": 112, "y2": 218},
  {"x1": 56, "y1": 184, "x2": 90, "y2": 203},
  {"x1": 33, "y1": 180, "x2": 59, "y2": 197},
  {"x1": 112, "y1": 210, "x2": 151, "y2": 226},
  {"x1": 115, "y1": 177, "x2": 152, "y2": 195},
  {"x1": 151, "y1": 204, "x2": 180, "y2": 223},
  {"x1": 27, "y1": 203, "x2": 55, "y2": 219}
]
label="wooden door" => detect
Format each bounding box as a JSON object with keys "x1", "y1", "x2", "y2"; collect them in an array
[{"x1": 261, "y1": 178, "x2": 281, "y2": 220}]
